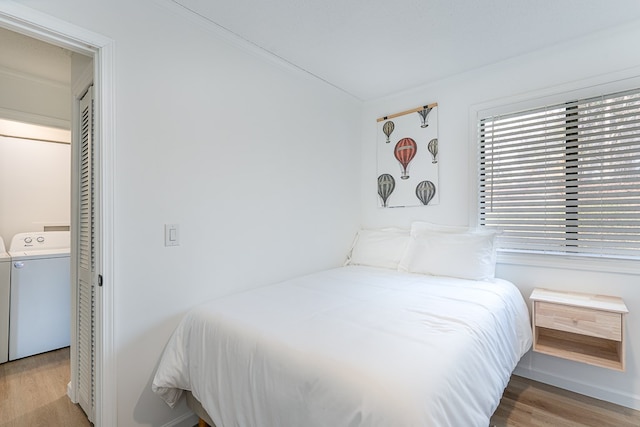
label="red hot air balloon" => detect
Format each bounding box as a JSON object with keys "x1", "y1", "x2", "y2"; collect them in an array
[{"x1": 394, "y1": 137, "x2": 417, "y2": 180}]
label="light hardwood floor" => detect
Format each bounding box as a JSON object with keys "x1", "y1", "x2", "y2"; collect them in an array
[
  {"x1": 194, "y1": 374, "x2": 640, "y2": 427},
  {"x1": 3, "y1": 348, "x2": 639, "y2": 427},
  {"x1": 491, "y1": 375, "x2": 640, "y2": 427},
  {"x1": 0, "y1": 347, "x2": 91, "y2": 427}
]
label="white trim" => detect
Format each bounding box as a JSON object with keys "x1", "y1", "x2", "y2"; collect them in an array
[
  {"x1": 94, "y1": 38, "x2": 117, "y2": 427},
  {"x1": 66, "y1": 381, "x2": 74, "y2": 403},
  {"x1": 0, "y1": 2, "x2": 105, "y2": 55},
  {"x1": 0, "y1": 3, "x2": 116, "y2": 427},
  {"x1": 0, "y1": 106, "x2": 70, "y2": 129},
  {"x1": 497, "y1": 251, "x2": 640, "y2": 276},
  {"x1": 71, "y1": 59, "x2": 94, "y2": 99},
  {"x1": 0, "y1": 118, "x2": 70, "y2": 143},
  {"x1": 159, "y1": 412, "x2": 199, "y2": 427},
  {"x1": 514, "y1": 364, "x2": 640, "y2": 411}
]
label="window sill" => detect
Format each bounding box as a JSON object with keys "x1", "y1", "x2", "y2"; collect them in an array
[{"x1": 496, "y1": 250, "x2": 640, "y2": 275}]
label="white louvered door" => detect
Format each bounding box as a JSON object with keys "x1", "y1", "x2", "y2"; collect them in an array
[{"x1": 77, "y1": 86, "x2": 96, "y2": 422}]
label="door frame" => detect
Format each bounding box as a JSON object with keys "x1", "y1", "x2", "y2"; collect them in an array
[{"x1": 0, "y1": 4, "x2": 116, "y2": 426}]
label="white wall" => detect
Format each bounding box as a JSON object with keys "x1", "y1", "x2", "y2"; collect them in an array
[
  {"x1": 360, "y1": 21, "x2": 640, "y2": 409},
  {"x1": 13, "y1": 1, "x2": 363, "y2": 426},
  {"x1": 0, "y1": 136, "x2": 70, "y2": 245},
  {"x1": 0, "y1": 27, "x2": 73, "y2": 248},
  {"x1": 13, "y1": 1, "x2": 640, "y2": 424}
]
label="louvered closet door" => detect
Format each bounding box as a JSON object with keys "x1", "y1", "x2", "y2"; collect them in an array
[{"x1": 77, "y1": 86, "x2": 96, "y2": 422}]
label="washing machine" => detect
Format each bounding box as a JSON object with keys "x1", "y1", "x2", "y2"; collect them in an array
[
  {"x1": 0, "y1": 237, "x2": 10, "y2": 364},
  {"x1": 9, "y1": 230, "x2": 71, "y2": 360}
]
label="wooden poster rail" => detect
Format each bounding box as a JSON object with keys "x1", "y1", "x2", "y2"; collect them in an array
[{"x1": 376, "y1": 102, "x2": 438, "y2": 122}]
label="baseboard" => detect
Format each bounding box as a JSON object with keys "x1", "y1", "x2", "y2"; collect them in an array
[
  {"x1": 159, "y1": 411, "x2": 199, "y2": 427},
  {"x1": 514, "y1": 365, "x2": 640, "y2": 411},
  {"x1": 66, "y1": 381, "x2": 77, "y2": 404}
]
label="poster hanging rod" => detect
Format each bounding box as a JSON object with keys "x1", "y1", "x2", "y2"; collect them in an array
[{"x1": 376, "y1": 102, "x2": 438, "y2": 122}]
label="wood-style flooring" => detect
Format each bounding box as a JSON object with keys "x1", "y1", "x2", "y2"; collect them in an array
[
  {"x1": 2, "y1": 348, "x2": 639, "y2": 427},
  {"x1": 0, "y1": 347, "x2": 91, "y2": 427},
  {"x1": 195, "y1": 374, "x2": 640, "y2": 427},
  {"x1": 491, "y1": 375, "x2": 640, "y2": 426}
]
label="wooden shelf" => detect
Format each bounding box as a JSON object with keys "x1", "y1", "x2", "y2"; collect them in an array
[{"x1": 531, "y1": 288, "x2": 628, "y2": 371}]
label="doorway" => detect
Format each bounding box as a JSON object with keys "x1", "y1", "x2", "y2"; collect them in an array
[
  {"x1": 0, "y1": 24, "x2": 92, "y2": 424},
  {"x1": 0, "y1": 5, "x2": 115, "y2": 427}
]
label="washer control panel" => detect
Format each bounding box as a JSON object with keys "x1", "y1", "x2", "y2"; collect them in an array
[
  {"x1": 9, "y1": 231, "x2": 70, "y2": 252},
  {"x1": 20, "y1": 235, "x2": 43, "y2": 248},
  {"x1": 22, "y1": 236, "x2": 47, "y2": 244}
]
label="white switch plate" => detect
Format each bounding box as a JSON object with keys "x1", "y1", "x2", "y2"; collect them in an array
[{"x1": 164, "y1": 224, "x2": 179, "y2": 246}]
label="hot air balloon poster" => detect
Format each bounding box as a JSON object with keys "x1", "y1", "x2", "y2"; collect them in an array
[{"x1": 376, "y1": 103, "x2": 439, "y2": 208}]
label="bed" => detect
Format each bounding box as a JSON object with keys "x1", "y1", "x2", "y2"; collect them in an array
[{"x1": 152, "y1": 223, "x2": 532, "y2": 427}]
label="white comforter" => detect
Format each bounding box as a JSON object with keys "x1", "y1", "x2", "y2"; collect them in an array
[{"x1": 152, "y1": 266, "x2": 532, "y2": 427}]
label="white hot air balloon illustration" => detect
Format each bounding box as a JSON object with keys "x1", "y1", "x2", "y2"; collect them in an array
[
  {"x1": 417, "y1": 107, "x2": 433, "y2": 128},
  {"x1": 427, "y1": 138, "x2": 438, "y2": 163},
  {"x1": 382, "y1": 121, "x2": 395, "y2": 143},
  {"x1": 415, "y1": 180, "x2": 436, "y2": 205},
  {"x1": 377, "y1": 174, "x2": 395, "y2": 207}
]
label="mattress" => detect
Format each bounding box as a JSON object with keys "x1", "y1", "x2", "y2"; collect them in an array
[{"x1": 152, "y1": 266, "x2": 532, "y2": 426}]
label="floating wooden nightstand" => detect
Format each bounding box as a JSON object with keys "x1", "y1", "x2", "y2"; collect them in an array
[{"x1": 530, "y1": 288, "x2": 628, "y2": 371}]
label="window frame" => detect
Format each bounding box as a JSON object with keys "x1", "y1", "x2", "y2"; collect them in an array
[{"x1": 469, "y1": 75, "x2": 640, "y2": 274}]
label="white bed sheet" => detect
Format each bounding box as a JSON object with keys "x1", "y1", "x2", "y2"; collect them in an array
[{"x1": 152, "y1": 266, "x2": 532, "y2": 427}]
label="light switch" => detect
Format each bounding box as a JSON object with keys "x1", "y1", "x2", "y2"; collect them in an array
[{"x1": 164, "y1": 224, "x2": 179, "y2": 246}]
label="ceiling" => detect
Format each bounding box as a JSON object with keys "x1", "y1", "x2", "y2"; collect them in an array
[
  {"x1": 173, "y1": 0, "x2": 640, "y2": 100},
  {"x1": 0, "y1": 27, "x2": 71, "y2": 85}
]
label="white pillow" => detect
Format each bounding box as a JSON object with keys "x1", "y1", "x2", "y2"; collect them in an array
[
  {"x1": 410, "y1": 221, "x2": 469, "y2": 235},
  {"x1": 398, "y1": 221, "x2": 470, "y2": 271},
  {"x1": 404, "y1": 230, "x2": 497, "y2": 280},
  {"x1": 346, "y1": 228, "x2": 410, "y2": 270}
]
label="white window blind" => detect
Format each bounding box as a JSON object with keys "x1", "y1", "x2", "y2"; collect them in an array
[{"x1": 478, "y1": 87, "x2": 640, "y2": 259}]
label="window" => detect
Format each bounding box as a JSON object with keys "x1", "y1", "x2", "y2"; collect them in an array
[{"x1": 478, "y1": 87, "x2": 640, "y2": 260}]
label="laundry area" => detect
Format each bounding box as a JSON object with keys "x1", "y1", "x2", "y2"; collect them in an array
[
  {"x1": 0, "y1": 26, "x2": 76, "y2": 364},
  {"x1": 0, "y1": 122, "x2": 71, "y2": 363}
]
